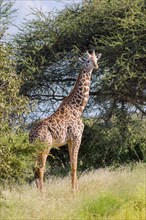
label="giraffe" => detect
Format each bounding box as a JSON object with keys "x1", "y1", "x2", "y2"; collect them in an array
[{"x1": 29, "y1": 50, "x2": 101, "y2": 192}]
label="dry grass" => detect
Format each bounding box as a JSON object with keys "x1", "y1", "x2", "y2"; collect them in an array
[{"x1": 0, "y1": 163, "x2": 145, "y2": 220}]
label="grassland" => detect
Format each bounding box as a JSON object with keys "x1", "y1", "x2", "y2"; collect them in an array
[{"x1": 0, "y1": 163, "x2": 145, "y2": 220}]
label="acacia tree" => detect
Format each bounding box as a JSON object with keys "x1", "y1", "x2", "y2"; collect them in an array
[{"x1": 14, "y1": 0, "x2": 146, "y2": 119}]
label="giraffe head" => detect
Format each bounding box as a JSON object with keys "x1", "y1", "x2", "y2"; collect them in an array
[
  {"x1": 79, "y1": 50, "x2": 101, "y2": 70},
  {"x1": 86, "y1": 50, "x2": 101, "y2": 70}
]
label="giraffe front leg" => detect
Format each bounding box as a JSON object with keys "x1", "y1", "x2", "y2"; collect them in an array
[{"x1": 68, "y1": 140, "x2": 81, "y2": 192}]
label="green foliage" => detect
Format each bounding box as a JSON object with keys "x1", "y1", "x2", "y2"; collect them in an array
[
  {"x1": 0, "y1": 44, "x2": 29, "y2": 131},
  {"x1": 0, "y1": 0, "x2": 16, "y2": 38},
  {"x1": 0, "y1": 132, "x2": 48, "y2": 183},
  {"x1": 96, "y1": 0, "x2": 146, "y2": 108},
  {"x1": 0, "y1": 0, "x2": 30, "y2": 183},
  {"x1": 0, "y1": 133, "x2": 32, "y2": 183},
  {"x1": 0, "y1": 0, "x2": 29, "y2": 130},
  {"x1": 80, "y1": 116, "x2": 146, "y2": 170},
  {"x1": 14, "y1": 0, "x2": 146, "y2": 116}
]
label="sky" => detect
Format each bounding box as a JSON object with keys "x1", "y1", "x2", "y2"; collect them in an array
[{"x1": 9, "y1": 0, "x2": 81, "y2": 34}]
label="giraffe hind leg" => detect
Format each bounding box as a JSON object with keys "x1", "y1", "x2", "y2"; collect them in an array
[
  {"x1": 34, "y1": 153, "x2": 48, "y2": 192},
  {"x1": 32, "y1": 130, "x2": 52, "y2": 191}
]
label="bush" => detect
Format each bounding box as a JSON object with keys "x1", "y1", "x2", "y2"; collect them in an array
[
  {"x1": 80, "y1": 117, "x2": 146, "y2": 170},
  {"x1": 0, "y1": 131, "x2": 47, "y2": 184}
]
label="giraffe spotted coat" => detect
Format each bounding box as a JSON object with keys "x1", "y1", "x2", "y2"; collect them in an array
[{"x1": 29, "y1": 50, "x2": 101, "y2": 192}]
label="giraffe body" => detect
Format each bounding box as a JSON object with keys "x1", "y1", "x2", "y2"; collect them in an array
[
  {"x1": 29, "y1": 50, "x2": 101, "y2": 191},
  {"x1": 30, "y1": 107, "x2": 84, "y2": 148}
]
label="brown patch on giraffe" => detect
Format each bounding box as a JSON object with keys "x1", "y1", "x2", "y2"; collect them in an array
[{"x1": 76, "y1": 98, "x2": 82, "y2": 105}]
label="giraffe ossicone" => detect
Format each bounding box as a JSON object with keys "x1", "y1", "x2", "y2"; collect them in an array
[{"x1": 29, "y1": 50, "x2": 101, "y2": 192}]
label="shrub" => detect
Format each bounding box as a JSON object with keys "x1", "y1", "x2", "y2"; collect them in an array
[{"x1": 0, "y1": 131, "x2": 47, "y2": 184}]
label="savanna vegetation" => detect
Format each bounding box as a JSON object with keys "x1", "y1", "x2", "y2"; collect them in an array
[
  {"x1": 0, "y1": 164, "x2": 145, "y2": 220},
  {"x1": 0, "y1": 0, "x2": 146, "y2": 219}
]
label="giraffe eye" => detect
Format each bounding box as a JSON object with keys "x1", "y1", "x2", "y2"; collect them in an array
[{"x1": 87, "y1": 60, "x2": 90, "y2": 63}]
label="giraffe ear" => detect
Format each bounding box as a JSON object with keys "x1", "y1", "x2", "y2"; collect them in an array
[
  {"x1": 86, "y1": 50, "x2": 91, "y2": 59},
  {"x1": 96, "y1": 53, "x2": 102, "y2": 60},
  {"x1": 91, "y1": 50, "x2": 96, "y2": 57}
]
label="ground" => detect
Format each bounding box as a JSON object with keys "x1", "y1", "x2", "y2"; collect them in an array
[{"x1": 0, "y1": 163, "x2": 145, "y2": 220}]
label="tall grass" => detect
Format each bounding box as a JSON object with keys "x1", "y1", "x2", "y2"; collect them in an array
[{"x1": 0, "y1": 163, "x2": 145, "y2": 220}]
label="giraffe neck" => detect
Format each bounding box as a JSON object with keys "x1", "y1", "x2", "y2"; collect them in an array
[{"x1": 61, "y1": 67, "x2": 93, "y2": 113}]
